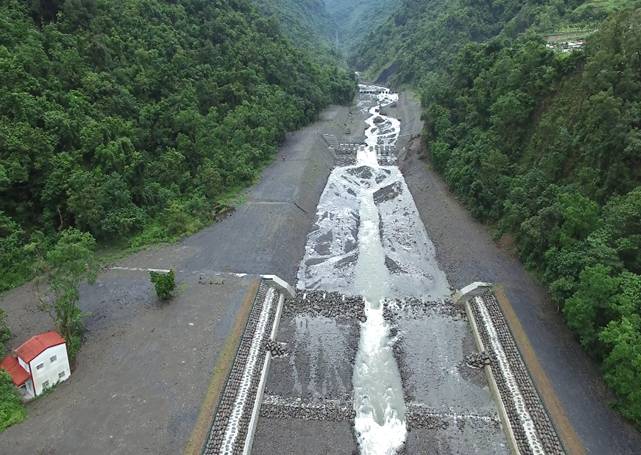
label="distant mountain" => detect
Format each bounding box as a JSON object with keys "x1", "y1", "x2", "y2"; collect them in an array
[
  {"x1": 255, "y1": 0, "x2": 337, "y2": 52},
  {"x1": 351, "y1": 0, "x2": 641, "y2": 85},
  {"x1": 324, "y1": 0, "x2": 400, "y2": 52},
  {"x1": 350, "y1": 0, "x2": 588, "y2": 84},
  {"x1": 255, "y1": 0, "x2": 402, "y2": 57}
]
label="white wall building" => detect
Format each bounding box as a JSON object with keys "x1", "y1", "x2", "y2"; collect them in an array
[{"x1": 1, "y1": 331, "x2": 71, "y2": 400}]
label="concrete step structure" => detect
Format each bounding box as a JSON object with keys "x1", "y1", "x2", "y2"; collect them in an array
[
  {"x1": 458, "y1": 285, "x2": 565, "y2": 455},
  {"x1": 201, "y1": 277, "x2": 290, "y2": 455}
]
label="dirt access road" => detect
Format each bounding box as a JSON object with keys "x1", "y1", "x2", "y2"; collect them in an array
[{"x1": 0, "y1": 103, "x2": 361, "y2": 454}]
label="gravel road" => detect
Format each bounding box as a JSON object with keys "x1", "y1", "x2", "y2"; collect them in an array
[
  {"x1": 182, "y1": 105, "x2": 364, "y2": 284},
  {"x1": 0, "y1": 270, "x2": 258, "y2": 454}
]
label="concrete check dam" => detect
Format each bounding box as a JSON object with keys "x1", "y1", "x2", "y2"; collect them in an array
[{"x1": 201, "y1": 86, "x2": 566, "y2": 455}]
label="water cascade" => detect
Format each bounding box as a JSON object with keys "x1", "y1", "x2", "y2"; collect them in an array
[{"x1": 352, "y1": 90, "x2": 406, "y2": 455}]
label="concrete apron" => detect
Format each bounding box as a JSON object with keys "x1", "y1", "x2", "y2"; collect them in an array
[{"x1": 253, "y1": 88, "x2": 510, "y2": 454}]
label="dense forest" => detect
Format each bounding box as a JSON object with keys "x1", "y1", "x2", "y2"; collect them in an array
[
  {"x1": 355, "y1": 0, "x2": 641, "y2": 425},
  {"x1": 323, "y1": 0, "x2": 400, "y2": 52},
  {"x1": 256, "y1": 0, "x2": 400, "y2": 55},
  {"x1": 2, "y1": 0, "x2": 640, "y2": 434},
  {"x1": 0, "y1": 0, "x2": 355, "y2": 292},
  {"x1": 255, "y1": 0, "x2": 337, "y2": 56},
  {"x1": 352, "y1": 0, "x2": 636, "y2": 83}
]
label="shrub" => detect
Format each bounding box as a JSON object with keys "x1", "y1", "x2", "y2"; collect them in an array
[
  {"x1": 150, "y1": 270, "x2": 176, "y2": 301},
  {"x1": 0, "y1": 371, "x2": 26, "y2": 432},
  {"x1": 0, "y1": 309, "x2": 11, "y2": 357}
]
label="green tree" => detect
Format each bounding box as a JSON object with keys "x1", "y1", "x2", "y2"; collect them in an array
[
  {"x1": 0, "y1": 212, "x2": 33, "y2": 292},
  {"x1": 375, "y1": 3, "x2": 641, "y2": 424},
  {"x1": 34, "y1": 229, "x2": 98, "y2": 362},
  {"x1": 599, "y1": 315, "x2": 641, "y2": 422},
  {"x1": 564, "y1": 265, "x2": 619, "y2": 351},
  {"x1": 602, "y1": 188, "x2": 641, "y2": 273},
  {"x1": 0, "y1": 0, "x2": 355, "y2": 292}
]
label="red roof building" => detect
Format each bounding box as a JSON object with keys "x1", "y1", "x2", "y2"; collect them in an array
[
  {"x1": 0, "y1": 355, "x2": 30, "y2": 386},
  {"x1": 15, "y1": 331, "x2": 65, "y2": 363},
  {"x1": 1, "y1": 331, "x2": 70, "y2": 400}
]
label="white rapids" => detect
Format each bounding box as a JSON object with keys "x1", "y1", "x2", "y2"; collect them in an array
[
  {"x1": 351, "y1": 178, "x2": 407, "y2": 455},
  {"x1": 297, "y1": 84, "x2": 450, "y2": 454}
]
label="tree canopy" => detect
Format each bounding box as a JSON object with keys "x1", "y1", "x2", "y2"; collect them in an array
[
  {"x1": 356, "y1": 0, "x2": 641, "y2": 426},
  {"x1": 0, "y1": 0, "x2": 355, "y2": 291}
]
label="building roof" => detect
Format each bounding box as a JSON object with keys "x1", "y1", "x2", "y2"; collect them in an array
[
  {"x1": 15, "y1": 331, "x2": 65, "y2": 363},
  {"x1": 0, "y1": 355, "x2": 30, "y2": 386}
]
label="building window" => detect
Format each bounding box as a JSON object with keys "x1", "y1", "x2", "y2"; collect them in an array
[
  {"x1": 36, "y1": 363, "x2": 44, "y2": 370},
  {"x1": 42, "y1": 380, "x2": 50, "y2": 389},
  {"x1": 50, "y1": 355, "x2": 57, "y2": 363},
  {"x1": 58, "y1": 371, "x2": 65, "y2": 379}
]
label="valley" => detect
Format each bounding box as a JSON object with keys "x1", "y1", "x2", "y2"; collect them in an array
[{"x1": 1, "y1": 1, "x2": 641, "y2": 454}]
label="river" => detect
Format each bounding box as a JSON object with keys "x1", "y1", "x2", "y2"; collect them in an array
[{"x1": 297, "y1": 84, "x2": 450, "y2": 454}]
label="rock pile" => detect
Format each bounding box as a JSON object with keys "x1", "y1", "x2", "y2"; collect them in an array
[
  {"x1": 407, "y1": 403, "x2": 502, "y2": 432},
  {"x1": 264, "y1": 340, "x2": 288, "y2": 358},
  {"x1": 407, "y1": 412, "x2": 450, "y2": 431},
  {"x1": 283, "y1": 291, "x2": 366, "y2": 321},
  {"x1": 382, "y1": 298, "x2": 464, "y2": 322},
  {"x1": 259, "y1": 395, "x2": 356, "y2": 422},
  {"x1": 465, "y1": 351, "x2": 495, "y2": 369},
  {"x1": 334, "y1": 142, "x2": 360, "y2": 167}
]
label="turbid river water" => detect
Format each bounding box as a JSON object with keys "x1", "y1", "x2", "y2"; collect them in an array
[{"x1": 297, "y1": 85, "x2": 451, "y2": 454}]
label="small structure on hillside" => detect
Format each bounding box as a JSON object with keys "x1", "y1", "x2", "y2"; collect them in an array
[
  {"x1": 543, "y1": 30, "x2": 592, "y2": 53},
  {"x1": 0, "y1": 331, "x2": 71, "y2": 400},
  {"x1": 358, "y1": 84, "x2": 390, "y2": 95},
  {"x1": 546, "y1": 39, "x2": 585, "y2": 53}
]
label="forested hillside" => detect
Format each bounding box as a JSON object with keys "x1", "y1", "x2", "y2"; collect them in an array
[
  {"x1": 256, "y1": 0, "x2": 401, "y2": 55},
  {"x1": 352, "y1": 0, "x2": 630, "y2": 83},
  {"x1": 323, "y1": 0, "x2": 400, "y2": 52},
  {"x1": 255, "y1": 0, "x2": 337, "y2": 54},
  {"x1": 356, "y1": 0, "x2": 641, "y2": 425},
  {"x1": 0, "y1": 0, "x2": 355, "y2": 291}
]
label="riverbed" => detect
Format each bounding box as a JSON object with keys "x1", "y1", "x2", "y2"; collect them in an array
[{"x1": 255, "y1": 86, "x2": 509, "y2": 454}]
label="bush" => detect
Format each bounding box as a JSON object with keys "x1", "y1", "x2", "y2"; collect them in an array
[
  {"x1": 0, "y1": 212, "x2": 35, "y2": 292},
  {"x1": 0, "y1": 309, "x2": 11, "y2": 357},
  {"x1": 150, "y1": 270, "x2": 176, "y2": 301},
  {"x1": 0, "y1": 371, "x2": 26, "y2": 432}
]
